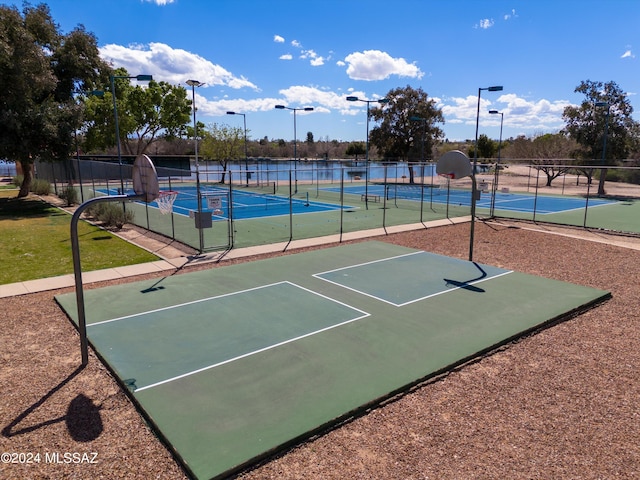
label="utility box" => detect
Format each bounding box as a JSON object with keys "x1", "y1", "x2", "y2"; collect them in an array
[{"x1": 194, "y1": 211, "x2": 212, "y2": 229}]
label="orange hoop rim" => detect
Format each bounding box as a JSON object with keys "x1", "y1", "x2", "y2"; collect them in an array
[{"x1": 157, "y1": 190, "x2": 179, "y2": 197}]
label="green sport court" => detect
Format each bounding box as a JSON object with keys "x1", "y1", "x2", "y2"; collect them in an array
[{"x1": 55, "y1": 241, "x2": 610, "y2": 479}]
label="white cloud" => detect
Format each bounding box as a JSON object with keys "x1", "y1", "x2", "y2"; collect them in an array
[
  {"x1": 279, "y1": 54, "x2": 293, "y2": 60},
  {"x1": 143, "y1": 0, "x2": 175, "y2": 4},
  {"x1": 300, "y1": 49, "x2": 316, "y2": 60},
  {"x1": 278, "y1": 85, "x2": 345, "y2": 112},
  {"x1": 196, "y1": 96, "x2": 281, "y2": 117},
  {"x1": 300, "y1": 49, "x2": 325, "y2": 66},
  {"x1": 441, "y1": 93, "x2": 573, "y2": 133},
  {"x1": 343, "y1": 50, "x2": 423, "y2": 81},
  {"x1": 273, "y1": 35, "x2": 285, "y2": 43},
  {"x1": 475, "y1": 18, "x2": 495, "y2": 29},
  {"x1": 504, "y1": 9, "x2": 517, "y2": 20},
  {"x1": 198, "y1": 85, "x2": 347, "y2": 117},
  {"x1": 99, "y1": 42, "x2": 258, "y2": 90},
  {"x1": 621, "y1": 49, "x2": 635, "y2": 59},
  {"x1": 291, "y1": 40, "x2": 301, "y2": 48}
]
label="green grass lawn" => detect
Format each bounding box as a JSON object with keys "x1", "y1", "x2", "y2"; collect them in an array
[{"x1": 0, "y1": 190, "x2": 159, "y2": 285}]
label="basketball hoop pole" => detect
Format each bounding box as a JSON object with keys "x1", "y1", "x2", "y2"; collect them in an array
[
  {"x1": 436, "y1": 150, "x2": 476, "y2": 261},
  {"x1": 71, "y1": 194, "x2": 143, "y2": 366},
  {"x1": 468, "y1": 174, "x2": 477, "y2": 262}
]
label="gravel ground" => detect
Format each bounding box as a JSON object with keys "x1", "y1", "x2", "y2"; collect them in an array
[{"x1": 1, "y1": 219, "x2": 639, "y2": 480}]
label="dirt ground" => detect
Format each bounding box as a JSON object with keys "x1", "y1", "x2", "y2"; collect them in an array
[
  {"x1": 2, "y1": 218, "x2": 640, "y2": 479},
  {"x1": 1, "y1": 171, "x2": 640, "y2": 479}
]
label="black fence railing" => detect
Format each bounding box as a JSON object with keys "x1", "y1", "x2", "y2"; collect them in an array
[{"x1": 34, "y1": 158, "x2": 640, "y2": 253}]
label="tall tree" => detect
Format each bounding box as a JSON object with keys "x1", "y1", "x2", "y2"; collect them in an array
[
  {"x1": 468, "y1": 134, "x2": 498, "y2": 159},
  {"x1": 369, "y1": 85, "x2": 444, "y2": 183},
  {"x1": 199, "y1": 123, "x2": 244, "y2": 183},
  {"x1": 83, "y1": 68, "x2": 192, "y2": 156},
  {"x1": 563, "y1": 80, "x2": 639, "y2": 195},
  {"x1": 345, "y1": 142, "x2": 366, "y2": 162},
  {"x1": 0, "y1": 3, "x2": 109, "y2": 196}
]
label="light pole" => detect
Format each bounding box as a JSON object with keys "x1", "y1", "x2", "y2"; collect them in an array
[
  {"x1": 346, "y1": 96, "x2": 389, "y2": 209},
  {"x1": 275, "y1": 104, "x2": 314, "y2": 193},
  {"x1": 187, "y1": 79, "x2": 205, "y2": 252},
  {"x1": 227, "y1": 111, "x2": 249, "y2": 186},
  {"x1": 470, "y1": 85, "x2": 502, "y2": 260},
  {"x1": 110, "y1": 74, "x2": 152, "y2": 193},
  {"x1": 489, "y1": 109, "x2": 504, "y2": 217},
  {"x1": 75, "y1": 90, "x2": 104, "y2": 202},
  {"x1": 595, "y1": 101, "x2": 610, "y2": 196}
]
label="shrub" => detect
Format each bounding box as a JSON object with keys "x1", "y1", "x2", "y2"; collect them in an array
[
  {"x1": 30, "y1": 179, "x2": 51, "y2": 195},
  {"x1": 9, "y1": 176, "x2": 52, "y2": 195},
  {"x1": 606, "y1": 168, "x2": 640, "y2": 185},
  {"x1": 59, "y1": 185, "x2": 79, "y2": 206},
  {"x1": 85, "y1": 201, "x2": 134, "y2": 229}
]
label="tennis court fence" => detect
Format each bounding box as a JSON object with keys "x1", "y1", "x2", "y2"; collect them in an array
[{"x1": 34, "y1": 157, "x2": 640, "y2": 252}]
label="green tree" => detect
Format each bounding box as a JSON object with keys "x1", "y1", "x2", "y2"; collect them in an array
[
  {"x1": 83, "y1": 68, "x2": 191, "y2": 156},
  {"x1": 473, "y1": 134, "x2": 498, "y2": 159},
  {"x1": 369, "y1": 85, "x2": 444, "y2": 182},
  {"x1": 345, "y1": 142, "x2": 366, "y2": 161},
  {"x1": 563, "y1": 80, "x2": 639, "y2": 195},
  {"x1": 0, "y1": 3, "x2": 109, "y2": 197},
  {"x1": 199, "y1": 123, "x2": 244, "y2": 183}
]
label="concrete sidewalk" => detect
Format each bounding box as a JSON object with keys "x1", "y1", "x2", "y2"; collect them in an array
[{"x1": 0, "y1": 218, "x2": 468, "y2": 298}]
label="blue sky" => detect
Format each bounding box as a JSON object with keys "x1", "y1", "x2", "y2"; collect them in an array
[{"x1": 9, "y1": 0, "x2": 640, "y2": 143}]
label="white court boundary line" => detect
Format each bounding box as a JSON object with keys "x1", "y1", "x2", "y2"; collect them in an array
[
  {"x1": 88, "y1": 281, "x2": 291, "y2": 327},
  {"x1": 93, "y1": 281, "x2": 370, "y2": 392},
  {"x1": 313, "y1": 252, "x2": 514, "y2": 307}
]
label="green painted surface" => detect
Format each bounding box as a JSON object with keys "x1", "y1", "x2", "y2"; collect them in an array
[
  {"x1": 55, "y1": 241, "x2": 610, "y2": 479},
  {"x1": 492, "y1": 197, "x2": 640, "y2": 234}
]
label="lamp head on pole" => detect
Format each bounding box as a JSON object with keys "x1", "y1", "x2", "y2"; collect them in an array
[
  {"x1": 303, "y1": 107, "x2": 314, "y2": 112},
  {"x1": 275, "y1": 104, "x2": 286, "y2": 109},
  {"x1": 489, "y1": 109, "x2": 500, "y2": 114},
  {"x1": 186, "y1": 79, "x2": 204, "y2": 87},
  {"x1": 487, "y1": 85, "x2": 503, "y2": 92}
]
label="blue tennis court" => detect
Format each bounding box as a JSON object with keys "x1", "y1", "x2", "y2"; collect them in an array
[
  {"x1": 325, "y1": 184, "x2": 617, "y2": 214},
  {"x1": 102, "y1": 184, "x2": 350, "y2": 220}
]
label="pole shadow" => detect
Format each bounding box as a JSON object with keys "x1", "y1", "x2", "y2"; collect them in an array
[
  {"x1": 443, "y1": 262, "x2": 487, "y2": 293},
  {"x1": 2, "y1": 365, "x2": 103, "y2": 442}
]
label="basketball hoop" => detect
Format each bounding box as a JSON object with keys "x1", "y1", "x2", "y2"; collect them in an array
[{"x1": 156, "y1": 191, "x2": 178, "y2": 215}]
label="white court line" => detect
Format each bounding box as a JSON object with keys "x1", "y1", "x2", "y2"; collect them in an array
[
  {"x1": 94, "y1": 281, "x2": 369, "y2": 392},
  {"x1": 88, "y1": 281, "x2": 293, "y2": 327},
  {"x1": 313, "y1": 253, "x2": 514, "y2": 307},
  {"x1": 313, "y1": 251, "x2": 423, "y2": 277},
  {"x1": 134, "y1": 281, "x2": 370, "y2": 392},
  {"x1": 394, "y1": 270, "x2": 513, "y2": 306}
]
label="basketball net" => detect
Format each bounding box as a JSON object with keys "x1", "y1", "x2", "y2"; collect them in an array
[
  {"x1": 156, "y1": 191, "x2": 178, "y2": 215},
  {"x1": 438, "y1": 172, "x2": 454, "y2": 189}
]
